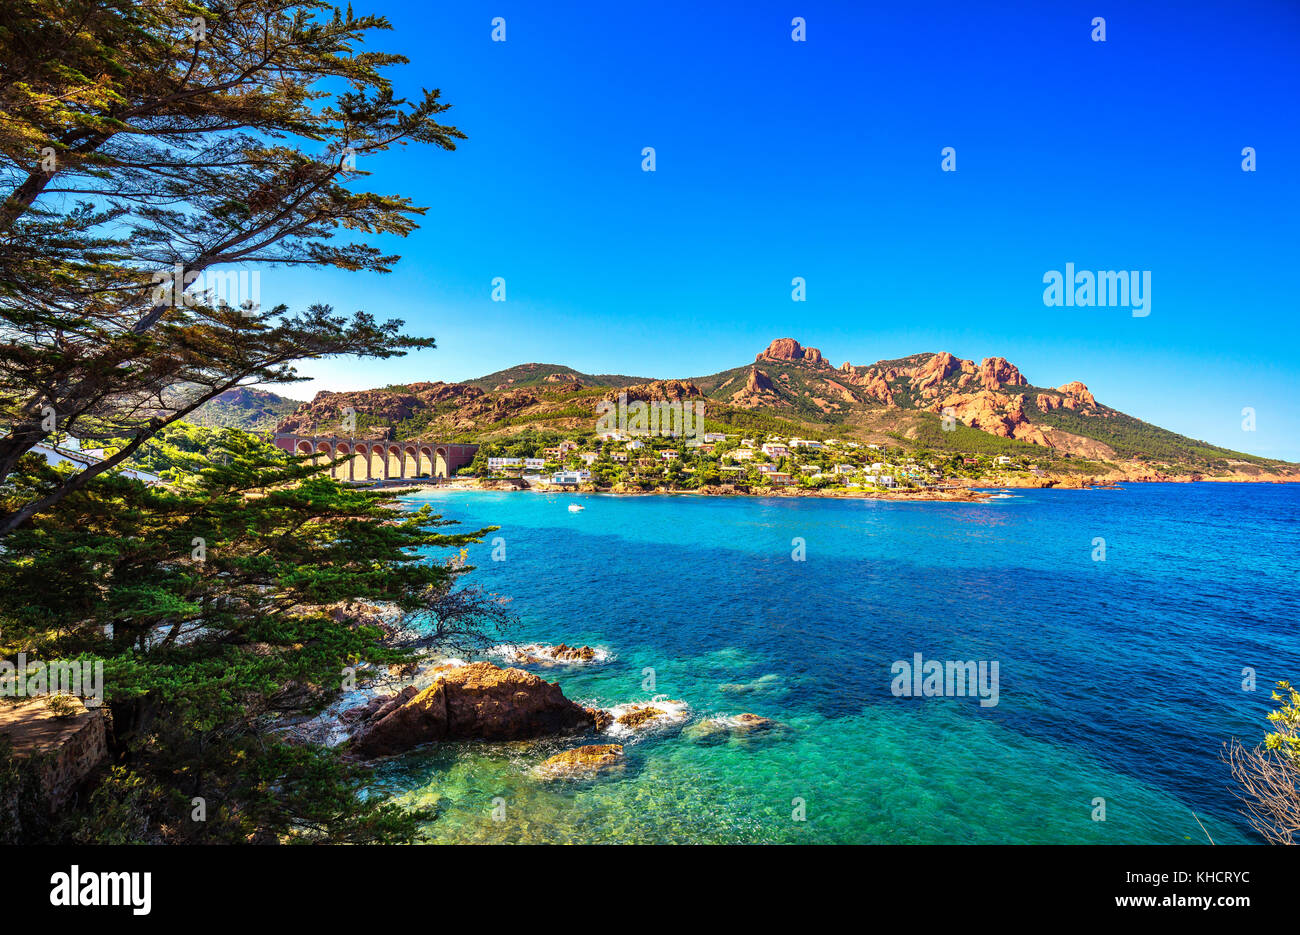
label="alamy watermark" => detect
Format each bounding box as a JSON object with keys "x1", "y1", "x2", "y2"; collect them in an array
[
  {"x1": 1043, "y1": 263, "x2": 1150, "y2": 317},
  {"x1": 595, "y1": 393, "x2": 705, "y2": 439},
  {"x1": 151, "y1": 263, "x2": 261, "y2": 315},
  {"x1": 891, "y1": 653, "x2": 999, "y2": 707},
  {"x1": 1, "y1": 654, "x2": 103, "y2": 706}
]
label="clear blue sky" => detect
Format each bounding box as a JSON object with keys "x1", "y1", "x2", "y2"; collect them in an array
[{"x1": 261, "y1": 1, "x2": 1300, "y2": 460}]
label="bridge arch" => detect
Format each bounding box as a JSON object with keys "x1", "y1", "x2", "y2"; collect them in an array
[{"x1": 274, "y1": 434, "x2": 477, "y2": 483}]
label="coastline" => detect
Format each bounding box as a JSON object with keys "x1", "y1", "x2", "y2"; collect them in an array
[{"x1": 389, "y1": 470, "x2": 1300, "y2": 504}]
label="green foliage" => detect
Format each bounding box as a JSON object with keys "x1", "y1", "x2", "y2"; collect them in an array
[
  {"x1": 705, "y1": 408, "x2": 814, "y2": 439},
  {"x1": 1021, "y1": 393, "x2": 1266, "y2": 466},
  {"x1": 0, "y1": 738, "x2": 51, "y2": 845},
  {"x1": 0, "y1": 430, "x2": 497, "y2": 842},
  {"x1": 891, "y1": 416, "x2": 1044, "y2": 457},
  {"x1": 491, "y1": 405, "x2": 591, "y2": 428},
  {"x1": 110, "y1": 422, "x2": 289, "y2": 480},
  {"x1": 189, "y1": 389, "x2": 302, "y2": 433},
  {"x1": 0, "y1": 0, "x2": 461, "y2": 532},
  {"x1": 1265, "y1": 681, "x2": 1300, "y2": 763},
  {"x1": 461, "y1": 363, "x2": 649, "y2": 392}
]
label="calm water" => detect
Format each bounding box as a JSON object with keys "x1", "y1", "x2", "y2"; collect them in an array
[{"x1": 370, "y1": 483, "x2": 1300, "y2": 844}]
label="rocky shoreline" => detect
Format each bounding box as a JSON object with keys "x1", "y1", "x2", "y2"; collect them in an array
[{"x1": 280, "y1": 634, "x2": 787, "y2": 787}]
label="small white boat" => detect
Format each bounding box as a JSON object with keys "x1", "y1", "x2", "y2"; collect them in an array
[{"x1": 568, "y1": 503, "x2": 584, "y2": 512}]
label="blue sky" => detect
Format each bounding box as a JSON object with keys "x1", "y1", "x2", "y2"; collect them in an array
[{"x1": 262, "y1": 1, "x2": 1300, "y2": 459}]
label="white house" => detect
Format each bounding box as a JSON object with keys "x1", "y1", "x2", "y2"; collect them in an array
[
  {"x1": 790, "y1": 438, "x2": 822, "y2": 450},
  {"x1": 995, "y1": 456, "x2": 1014, "y2": 466},
  {"x1": 702, "y1": 432, "x2": 727, "y2": 443},
  {"x1": 524, "y1": 458, "x2": 545, "y2": 470},
  {"x1": 625, "y1": 439, "x2": 645, "y2": 451},
  {"x1": 551, "y1": 469, "x2": 591, "y2": 485},
  {"x1": 728, "y1": 448, "x2": 755, "y2": 462},
  {"x1": 761, "y1": 443, "x2": 790, "y2": 458},
  {"x1": 660, "y1": 450, "x2": 679, "y2": 461},
  {"x1": 487, "y1": 457, "x2": 523, "y2": 470},
  {"x1": 832, "y1": 464, "x2": 856, "y2": 475},
  {"x1": 580, "y1": 452, "x2": 599, "y2": 465}
]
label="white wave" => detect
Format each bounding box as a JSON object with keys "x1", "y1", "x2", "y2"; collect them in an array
[
  {"x1": 601, "y1": 699, "x2": 691, "y2": 738},
  {"x1": 488, "y1": 642, "x2": 613, "y2": 666}
]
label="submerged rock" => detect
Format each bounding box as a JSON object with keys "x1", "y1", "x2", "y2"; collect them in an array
[
  {"x1": 717, "y1": 674, "x2": 782, "y2": 694},
  {"x1": 684, "y1": 713, "x2": 785, "y2": 746},
  {"x1": 350, "y1": 662, "x2": 603, "y2": 758},
  {"x1": 604, "y1": 700, "x2": 690, "y2": 736},
  {"x1": 535, "y1": 744, "x2": 625, "y2": 780}
]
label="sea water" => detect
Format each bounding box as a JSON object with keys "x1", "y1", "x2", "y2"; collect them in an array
[{"x1": 367, "y1": 483, "x2": 1300, "y2": 844}]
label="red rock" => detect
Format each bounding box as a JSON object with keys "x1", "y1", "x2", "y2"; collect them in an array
[
  {"x1": 978, "y1": 357, "x2": 1027, "y2": 390},
  {"x1": 1057, "y1": 381, "x2": 1097, "y2": 408},
  {"x1": 759, "y1": 338, "x2": 804, "y2": 361},
  {"x1": 350, "y1": 662, "x2": 599, "y2": 758}
]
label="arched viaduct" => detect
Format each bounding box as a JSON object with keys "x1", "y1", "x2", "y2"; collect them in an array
[{"x1": 272, "y1": 434, "x2": 478, "y2": 482}]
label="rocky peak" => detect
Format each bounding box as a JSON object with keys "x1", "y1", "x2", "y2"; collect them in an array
[
  {"x1": 1057, "y1": 381, "x2": 1097, "y2": 408},
  {"x1": 911, "y1": 352, "x2": 964, "y2": 394},
  {"x1": 978, "y1": 357, "x2": 1027, "y2": 391},
  {"x1": 757, "y1": 337, "x2": 824, "y2": 365}
]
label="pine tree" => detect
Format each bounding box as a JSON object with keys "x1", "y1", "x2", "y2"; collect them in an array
[
  {"x1": 0, "y1": 426, "x2": 507, "y2": 842},
  {"x1": 0, "y1": 1, "x2": 465, "y2": 533}
]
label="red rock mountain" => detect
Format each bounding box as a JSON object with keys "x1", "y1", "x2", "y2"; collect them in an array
[{"x1": 253, "y1": 337, "x2": 1285, "y2": 472}]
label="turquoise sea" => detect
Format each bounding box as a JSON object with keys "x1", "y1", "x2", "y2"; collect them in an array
[{"x1": 370, "y1": 483, "x2": 1300, "y2": 844}]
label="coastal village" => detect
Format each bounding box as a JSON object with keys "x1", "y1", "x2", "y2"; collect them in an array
[{"x1": 469, "y1": 428, "x2": 1045, "y2": 497}]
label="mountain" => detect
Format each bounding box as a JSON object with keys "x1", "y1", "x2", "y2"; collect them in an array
[
  {"x1": 461, "y1": 362, "x2": 651, "y2": 392},
  {"x1": 189, "y1": 387, "x2": 302, "y2": 433},
  {"x1": 268, "y1": 339, "x2": 1295, "y2": 479}
]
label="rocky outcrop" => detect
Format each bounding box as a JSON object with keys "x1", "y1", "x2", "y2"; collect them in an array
[
  {"x1": 350, "y1": 662, "x2": 602, "y2": 758},
  {"x1": 534, "y1": 744, "x2": 625, "y2": 780},
  {"x1": 756, "y1": 338, "x2": 825, "y2": 365},
  {"x1": 602, "y1": 380, "x2": 702, "y2": 403},
  {"x1": 1057, "y1": 381, "x2": 1097, "y2": 409},
  {"x1": 0, "y1": 697, "x2": 107, "y2": 811},
  {"x1": 729, "y1": 367, "x2": 779, "y2": 408},
  {"x1": 930, "y1": 390, "x2": 1018, "y2": 437},
  {"x1": 911, "y1": 352, "x2": 965, "y2": 395},
  {"x1": 978, "y1": 357, "x2": 1027, "y2": 391},
  {"x1": 277, "y1": 381, "x2": 485, "y2": 436},
  {"x1": 456, "y1": 388, "x2": 540, "y2": 422}
]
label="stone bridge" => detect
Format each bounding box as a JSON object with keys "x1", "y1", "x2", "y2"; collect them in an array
[{"x1": 273, "y1": 434, "x2": 478, "y2": 482}]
